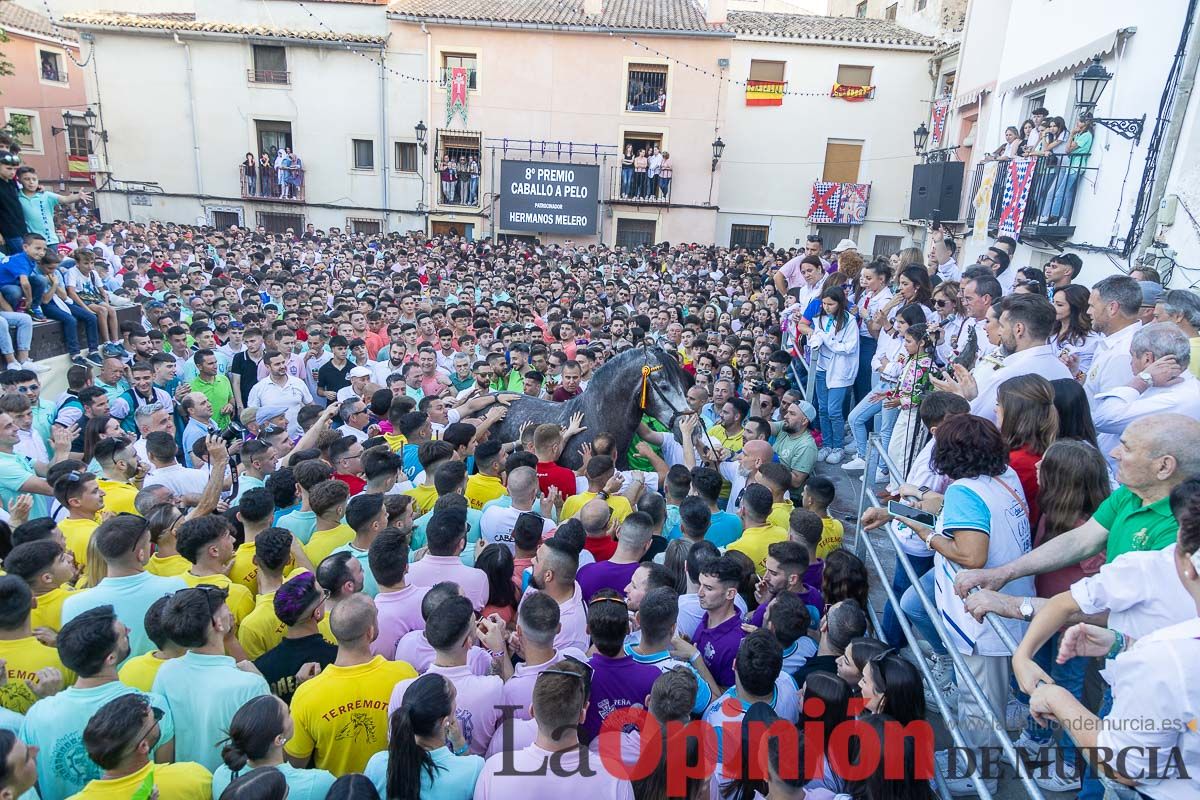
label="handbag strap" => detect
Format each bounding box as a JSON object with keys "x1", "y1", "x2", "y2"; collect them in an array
[{"x1": 990, "y1": 473, "x2": 1029, "y2": 518}]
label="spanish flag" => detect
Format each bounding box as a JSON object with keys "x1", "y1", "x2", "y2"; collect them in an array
[
  {"x1": 831, "y1": 83, "x2": 874, "y2": 101},
  {"x1": 746, "y1": 80, "x2": 784, "y2": 106}
]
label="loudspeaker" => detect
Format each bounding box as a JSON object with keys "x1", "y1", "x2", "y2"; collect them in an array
[{"x1": 909, "y1": 161, "x2": 964, "y2": 221}]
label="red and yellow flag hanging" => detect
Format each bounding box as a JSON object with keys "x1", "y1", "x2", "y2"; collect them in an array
[
  {"x1": 745, "y1": 79, "x2": 785, "y2": 106},
  {"x1": 831, "y1": 83, "x2": 874, "y2": 101},
  {"x1": 66, "y1": 154, "x2": 92, "y2": 183}
]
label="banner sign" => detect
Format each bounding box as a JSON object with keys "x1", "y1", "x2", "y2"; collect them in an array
[
  {"x1": 746, "y1": 80, "x2": 785, "y2": 106},
  {"x1": 66, "y1": 154, "x2": 92, "y2": 184},
  {"x1": 499, "y1": 159, "x2": 599, "y2": 234},
  {"x1": 831, "y1": 83, "x2": 874, "y2": 101},
  {"x1": 445, "y1": 66, "x2": 468, "y2": 126}
]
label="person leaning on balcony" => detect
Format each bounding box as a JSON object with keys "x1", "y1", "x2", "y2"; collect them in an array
[
  {"x1": 648, "y1": 146, "x2": 663, "y2": 199},
  {"x1": 241, "y1": 153, "x2": 257, "y2": 197},
  {"x1": 1041, "y1": 116, "x2": 1093, "y2": 225},
  {"x1": 989, "y1": 126, "x2": 1022, "y2": 161},
  {"x1": 658, "y1": 152, "x2": 673, "y2": 199},
  {"x1": 633, "y1": 149, "x2": 648, "y2": 198}
]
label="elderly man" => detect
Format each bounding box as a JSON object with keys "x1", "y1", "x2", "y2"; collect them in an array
[
  {"x1": 180, "y1": 391, "x2": 218, "y2": 467},
  {"x1": 1091, "y1": 323, "x2": 1200, "y2": 463},
  {"x1": 338, "y1": 398, "x2": 371, "y2": 443},
  {"x1": 336, "y1": 365, "x2": 374, "y2": 404},
  {"x1": 132, "y1": 402, "x2": 175, "y2": 471},
  {"x1": 1154, "y1": 288, "x2": 1200, "y2": 379}
]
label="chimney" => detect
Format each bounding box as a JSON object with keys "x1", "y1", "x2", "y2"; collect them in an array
[
  {"x1": 584, "y1": 0, "x2": 602, "y2": 15},
  {"x1": 705, "y1": 0, "x2": 727, "y2": 26}
]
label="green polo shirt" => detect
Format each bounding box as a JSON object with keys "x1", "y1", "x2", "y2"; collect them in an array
[
  {"x1": 191, "y1": 373, "x2": 235, "y2": 429},
  {"x1": 1092, "y1": 485, "x2": 1177, "y2": 561},
  {"x1": 490, "y1": 370, "x2": 524, "y2": 394}
]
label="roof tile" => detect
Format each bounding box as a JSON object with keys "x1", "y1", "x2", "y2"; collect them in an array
[
  {"x1": 388, "y1": 0, "x2": 725, "y2": 33},
  {"x1": 0, "y1": 0, "x2": 76, "y2": 42},
  {"x1": 726, "y1": 10, "x2": 938, "y2": 47},
  {"x1": 59, "y1": 11, "x2": 386, "y2": 45}
]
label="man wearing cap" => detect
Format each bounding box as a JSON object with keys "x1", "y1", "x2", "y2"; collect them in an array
[
  {"x1": 773, "y1": 399, "x2": 818, "y2": 491},
  {"x1": 831, "y1": 238, "x2": 858, "y2": 271},
  {"x1": 0, "y1": 152, "x2": 29, "y2": 256},
  {"x1": 337, "y1": 365, "x2": 374, "y2": 403},
  {"x1": 1137, "y1": 281, "x2": 1163, "y2": 326}
]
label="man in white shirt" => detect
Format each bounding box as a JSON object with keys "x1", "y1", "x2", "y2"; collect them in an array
[
  {"x1": 931, "y1": 235, "x2": 961, "y2": 282},
  {"x1": 141, "y1": 430, "x2": 212, "y2": 497},
  {"x1": 1092, "y1": 322, "x2": 1200, "y2": 463},
  {"x1": 936, "y1": 294, "x2": 1070, "y2": 423},
  {"x1": 246, "y1": 348, "x2": 313, "y2": 435},
  {"x1": 956, "y1": 273, "x2": 1001, "y2": 361},
  {"x1": 480, "y1": 467, "x2": 554, "y2": 549},
  {"x1": 1084, "y1": 274, "x2": 1143, "y2": 397}
]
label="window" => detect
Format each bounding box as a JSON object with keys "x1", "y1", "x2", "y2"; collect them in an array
[
  {"x1": 251, "y1": 45, "x2": 289, "y2": 84},
  {"x1": 352, "y1": 139, "x2": 375, "y2": 170},
  {"x1": 627, "y1": 64, "x2": 668, "y2": 112},
  {"x1": 441, "y1": 53, "x2": 478, "y2": 90},
  {"x1": 822, "y1": 141, "x2": 862, "y2": 184},
  {"x1": 66, "y1": 122, "x2": 90, "y2": 157},
  {"x1": 856, "y1": 1, "x2": 868, "y2": 17},
  {"x1": 4, "y1": 110, "x2": 40, "y2": 153},
  {"x1": 941, "y1": 70, "x2": 957, "y2": 98},
  {"x1": 395, "y1": 142, "x2": 419, "y2": 173},
  {"x1": 255, "y1": 120, "x2": 292, "y2": 158},
  {"x1": 872, "y1": 235, "x2": 903, "y2": 257},
  {"x1": 730, "y1": 224, "x2": 770, "y2": 249},
  {"x1": 210, "y1": 210, "x2": 242, "y2": 229},
  {"x1": 818, "y1": 225, "x2": 852, "y2": 247},
  {"x1": 836, "y1": 65, "x2": 874, "y2": 86},
  {"x1": 615, "y1": 218, "x2": 657, "y2": 249},
  {"x1": 885, "y1": 3, "x2": 897, "y2": 20},
  {"x1": 1024, "y1": 92, "x2": 1046, "y2": 119},
  {"x1": 39, "y1": 51, "x2": 65, "y2": 83},
  {"x1": 347, "y1": 218, "x2": 382, "y2": 235},
  {"x1": 916, "y1": 0, "x2": 927, "y2": 9},
  {"x1": 436, "y1": 131, "x2": 481, "y2": 206},
  {"x1": 257, "y1": 212, "x2": 304, "y2": 235},
  {"x1": 748, "y1": 60, "x2": 785, "y2": 82}
]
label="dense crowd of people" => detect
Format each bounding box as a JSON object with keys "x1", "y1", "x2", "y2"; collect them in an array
[{"x1": 0, "y1": 190, "x2": 1194, "y2": 800}]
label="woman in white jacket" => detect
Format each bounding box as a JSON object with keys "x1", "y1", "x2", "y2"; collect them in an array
[{"x1": 797, "y1": 286, "x2": 859, "y2": 463}]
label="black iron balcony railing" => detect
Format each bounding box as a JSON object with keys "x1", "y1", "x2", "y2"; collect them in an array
[
  {"x1": 610, "y1": 164, "x2": 673, "y2": 204},
  {"x1": 965, "y1": 154, "x2": 1097, "y2": 239},
  {"x1": 240, "y1": 165, "x2": 304, "y2": 203}
]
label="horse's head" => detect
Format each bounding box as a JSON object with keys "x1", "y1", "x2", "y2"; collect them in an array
[{"x1": 638, "y1": 344, "x2": 696, "y2": 429}]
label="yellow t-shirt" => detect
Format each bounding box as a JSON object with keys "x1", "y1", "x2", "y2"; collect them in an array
[
  {"x1": 403, "y1": 484, "x2": 439, "y2": 516},
  {"x1": 560, "y1": 491, "x2": 634, "y2": 525},
  {"x1": 383, "y1": 432, "x2": 407, "y2": 453},
  {"x1": 117, "y1": 651, "x2": 175, "y2": 692},
  {"x1": 31, "y1": 585, "x2": 74, "y2": 632},
  {"x1": 229, "y1": 541, "x2": 295, "y2": 594},
  {"x1": 465, "y1": 473, "x2": 507, "y2": 511},
  {"x1": 304, "y1": 523, "x2": 356, "y2": 566},
  {"x1": 96, "y1": 478, "x2": 139, "y2": 516},
  {"x1": 0, "y1": 636, "x2": 75, "y2": 713},
  {"x1": 286, "y1": 655, "x2": 417, "y2": 776},
  {"x1": 67, "y1": 760, "x2": 211, "y2": 800},
  {"x1": 816, "y1": 517, "x2": 844, "y2": 559},
  {"x1": 767, "y1": 502, "x2": 793, "y2": 532},
  {"x1": 239, "y1": 591, "x2": 338, "y2": 662},
  {"x1": 146, "y1": 553, "x2": 191, "y2": 577},
  {"x1": 706, "y1": 423, "x2": 745, "y2": 455},
  {"x1": 179, "y1": 571, "x2": 254, "y2": 625},
  {"x1": 60, "y1": 515, "x2": 100, "y2": 572},
  {"x1": 726, "y1": 523, "x2": 789, "y2": 574}
]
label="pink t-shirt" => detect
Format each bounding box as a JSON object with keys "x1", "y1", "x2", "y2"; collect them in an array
[
  {"x1": 475, "y1": 744, "x2": 634, "y2": 800},
  {"x1": 778, "y1": 255, "x2": 807, "y2": 290},
  {"x1": 520, "y1": 585, "x2": 589, "y2": 653},
  {"x1": 406, "y1": 554, "x2": 489, "y2": 610},
  {"x1": 371, "y1": 584, "x2": 430, "y2": 658},
  {"x1": 500, "y1": 647, "x2": 589, "y2": 720},
  {"x1": 390, "y1": 663, "x2": 504, "y2": 755},
  {"x1": 486, "y1": 717, "x2": 537, "y2": 758},
  {"x1": 394, "y1": 629, "x2": 493, "y2": 675}
]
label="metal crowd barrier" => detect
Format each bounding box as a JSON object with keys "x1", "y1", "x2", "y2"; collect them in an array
[{"x1": 852, "y1": 434, "x2": 1048, "y2": 800}]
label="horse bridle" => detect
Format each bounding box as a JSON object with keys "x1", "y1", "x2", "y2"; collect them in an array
[{"x1": 640, "y1": 357, "x2": 721, "y2": 457}]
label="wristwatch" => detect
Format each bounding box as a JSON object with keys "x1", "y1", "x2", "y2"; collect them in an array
[
  {"x1": 1137, "y1": 370, "x2": 1153, "y2": 387},
  {"x1": 1019, "y1": 597, "x2": 1034, "y2": 622}
]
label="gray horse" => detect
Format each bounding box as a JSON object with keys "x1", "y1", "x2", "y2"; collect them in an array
[{"x1": 491, "y1": 345, "x2": 696, "y2": 469}]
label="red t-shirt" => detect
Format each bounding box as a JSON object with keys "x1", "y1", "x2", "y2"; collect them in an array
[
  {"x1": 333, "y1": 472, "x2": 366, "y2": 496},
  {"x1": 537, "y1": 461, "x2": 576, "y2": 498},
  {"x1": 551, "y1": 386, "x2": 582, "y2": 402},
  {"x1": 1008, "y1": 447, "x2": 1042, "y2": 528},
  {"x1": 583, "y1": 534, "x2": 619, "y2": 562}
]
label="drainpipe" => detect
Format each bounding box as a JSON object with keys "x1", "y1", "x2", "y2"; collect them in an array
[
  {"x1": 424, "y1": 21, "x2": 432, "y2": 233},
  {"x1": 380, "y1": 47, "x2": 390, "y2": 231},
  {"x1": 173, "y1": 34, "x2": 204, "y2": 199},
  {"x1": 1138, "y1": 0, "x2": 1200, "y2": 257}
]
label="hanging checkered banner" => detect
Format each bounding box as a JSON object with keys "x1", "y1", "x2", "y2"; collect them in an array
[
  {"x1": 930, "y1": 98, "x2": 949, "y2": 147},
  {"x1": 997, "y1": 158, "x2": 1036, "y2": 240},
  {"x1": 808, "y1": 182, "x2": 843, "y2": 224}
]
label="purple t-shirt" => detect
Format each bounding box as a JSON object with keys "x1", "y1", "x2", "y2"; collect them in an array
[
  {"x1": 804, "y1": 560, "x2": 825, "y2": 602},
  {"x1": 582, "y1": 653, "x2": 661, "y2": 741},
  {"x1": 576, "y1": 560, "x2": 639, "y2": 603},
  {"x1": 747, "y1": 585, "x2": 823, "y2": 628},
  {"x1": 692, "y1": 612, "x2": 746, "y2": 688}
]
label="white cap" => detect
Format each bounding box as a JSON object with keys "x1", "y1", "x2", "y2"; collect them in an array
[
  {"x1": 833, "y1": 239, "x2": 858, "y2": 253},
  {"x1": 349, "y1": 366, "x2": 372, "y2": 378}
]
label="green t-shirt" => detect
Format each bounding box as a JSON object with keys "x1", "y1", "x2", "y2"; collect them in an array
[
  {"x1": 1069, "y1": 130, "x2": 1093, "y2": 168},
  {"x1": 1092, "y1": 485, "x2": 1177, "y2": 561},
  {"x1": 190, "y1": 373, "x2": 236, "y2": 429},
  {"x1": 773, "y1": 430, "x2": 818, "y2": 477}
]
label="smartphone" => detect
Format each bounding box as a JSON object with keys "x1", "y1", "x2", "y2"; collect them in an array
[{"x1": 888, "y1": 500, "x2": 937, "y2": 529}]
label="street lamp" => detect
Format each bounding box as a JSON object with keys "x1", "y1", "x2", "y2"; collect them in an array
[
  {"x1": 1072, "y1": 56, "x2": 1144, "y2": 144},
  {"x1": 414, "y1": 120, "x2": 428, "y2": 154},
  {"x1": 710, "y1": 136, "x2": 725, "y2": 171},
  {"x1": 913, "y1": 123, "x2": 929, "y2": 156}
]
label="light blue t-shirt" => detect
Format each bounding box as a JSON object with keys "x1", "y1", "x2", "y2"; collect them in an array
[
  {"x1": 151, "y1": 651, "x2": 270, "y2": 771},
  {"x1": 410, "y1": 506, "x2": 483, "y2": 567},
  {"x1": 210, "y1": 761, "x2": 336, "y2": 800},
  {"x1": 19, "y1": 682, "x2": 173, "y2": 800},
  {"x1": 364, "y1": 746, "x2": 484, "y2": 800},
  {"x1": 61, "y1": 572, "x2": 189, "y2": 658},
  {"x1": 18, "y1": 191, "x2": 60, "y2": 244},
  {"x1": 232, "y1": 475, "x2": 265, "y2": 505},
  {"x1": 0, "y1": 450, "x2": 48, "y2": 520},
  {"x1": 707, "y1": 511, "x2": 744, "y2": 548},
  {"x1": 276, "y1": 509, "x2": 318, "y2": 544},
  {"x1": 330, "y1": 541, "x2": 377, "y2": 596}
]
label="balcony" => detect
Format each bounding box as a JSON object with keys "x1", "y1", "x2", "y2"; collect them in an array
[
  {"x1": 240, "y1": 165, "x2": 304, "y2": 203},
  {"x1": 609, "y1": 164, "x2": 673, "y2": 205},
  {"x1": 248, "y1": 68, "x2": 290, "y2": 85},
  {"x1": 965, "y1": 155, "x2": 1096, "y2": 241}
]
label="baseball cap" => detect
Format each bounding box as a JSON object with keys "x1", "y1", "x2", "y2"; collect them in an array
[
  {"x1": 1138, "y1": 281, "x2": 1164, "y2": 308},
  {"x1": 255, "y1": 406, "x2": 289, "y2": 425},
  {"x1": 349, "y1": 366, "x2": 372, "y2": 378},
  {"x1": 833, "y1": 239, "x2": 858, "y2": 253},
  {"x1": 794, "y1": 400, "x2": 817, "y2": 423}
]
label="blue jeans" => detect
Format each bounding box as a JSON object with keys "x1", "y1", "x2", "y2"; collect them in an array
[
  {"x1": 1046, "y1": 168, "x2": 1081, "y2": 221},
  {"x1": 900, "y1": 567, "x2": 947, "y2": 655},
  {"x1": 1022, "y1": 635, "x2": 1087, "y2": 769},
  {"x1": 42, "y1": 301, "x2": 98, "y2": 355},
  {"x1": 468, "y1": 175, "x2": 479, "y2": 204},
  {"x1": 658, "y1": 176, "x2": 671, "y2": 198},
  {"x1": 0, "y1": 271, "x2": 48, "y2": 311},
  {"x1": 1078, "y1": 687, "x2": 1113, "y2": 800},
  {"x1": 854, "y1": 336, "x2": 877, "y2": 404},
  {"x1": 882, "y1": 552, "x2": 935, "y2": 648},
  {"x1": 0, "y1": 311, "x2": 31, "y2": 356},
  {"x1": 621, "y1": 166, "x2": 633, "y2": 196},
  {"x1": 815, "y1": 370, "x2": 849, "y2": 450}
]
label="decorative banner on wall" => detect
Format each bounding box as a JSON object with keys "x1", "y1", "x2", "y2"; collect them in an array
[
  {"x1": 808, "y1": 182, "x2": 843, "y2": 224},
  {"x1": 930, "y1": 97, "x2": 950, "y2": 147},
  {"x1": 831, "y1": 83, "x2": 874, "y2": 101},
  {"x1": 499, "y1": 159, "x2": 599, "y2": 234},
  {"x1": 997, "y1": 157, "x2": 1036, "y2": 240},
  {"x1": 66, "y1": 154, "x2": 92, "y2": 184},
  {"x1": 836, "y1": 183, "x2": 871, "y2": 224},
  {"x1": 972, "y1": 161, "x2": 999, "y2": 240},
  {"x1": 745, "y1": 80, "x2": 785, "y2": 106},
  {"x1": 445, "y1": 66, "x2": 468, "y2": 126}
]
